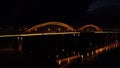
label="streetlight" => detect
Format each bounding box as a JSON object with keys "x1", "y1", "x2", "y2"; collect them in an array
[
  {"x1": 58, "y1": 28, "x2": 61, "y2": 32},
  {"x1": 81, "y1": 55, "x2": 84, "y2": 58},
  {"x1": 91, "y1": 51, "x2": 94, "y2": 55},
  {"x1": 115, "y1": 40, "x2": 118, "y2": 46},
  {"x1": 58, "y1": 60, "x2": 61, "y2": 65},
  {"x1": 35, "y1": 29, "x2": 37, "y2": 32},
  {"x1": 87, "y1": 53, "x2": 89, "y2": 56},
  {"x1": 73, "y1": 34, "x2": 75, "y2": 36},
  {"x1": 48, "y1": 28, "x2": 51, "y2": 32},
  {"x1": 81, "y1": 54, "x2": 84, "y2": 62}
]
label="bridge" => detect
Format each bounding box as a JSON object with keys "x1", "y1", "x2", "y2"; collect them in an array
[
  {"x1": 0, "y1": 22, "x2": 119, "y2": 66},
  {"x1": 0, "y1": 22, "x2": 119, "y2": 50},
  {"x1": 0, "y1": 22, "x2": 119, "y2": 37},
  {"x1": 0, "y1": 22, "x2": 119, "y2": 52}
]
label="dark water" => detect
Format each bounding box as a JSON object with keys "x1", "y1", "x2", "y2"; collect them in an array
[
  {"x1": 65, "y1": 47, "x2": 120, "y2": 68},
  {"x1": 0, "y1": 33, "x2": 119, "y2": 68},
  {"x1": 90, "y1": 47, "x2": 120, "y2": 64}
]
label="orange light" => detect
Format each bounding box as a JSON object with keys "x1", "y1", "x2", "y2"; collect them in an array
[{"x1": 67, "y1": 58, "x2": 70, "y2": 63}]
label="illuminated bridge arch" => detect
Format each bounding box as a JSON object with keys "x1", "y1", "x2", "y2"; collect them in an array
[
  {"x1": 79, "y1": 24, "x2": 103, "y2": 32},
  {"x1": 25, "y1": 22, "x2": 76, "y2": 33}
]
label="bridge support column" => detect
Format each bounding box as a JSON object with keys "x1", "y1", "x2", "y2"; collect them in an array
[{"x1": 17, "y1": 36, "x2": 23, "y2": 53}]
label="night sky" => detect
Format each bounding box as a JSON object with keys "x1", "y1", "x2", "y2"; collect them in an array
[{"x1": 0, "y1": 0, "x2": 120, "y2": 28}]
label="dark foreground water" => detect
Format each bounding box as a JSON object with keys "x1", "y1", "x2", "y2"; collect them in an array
[
  {"x1": 0, "y1": 47, "x2": 120, "y2": 68},
  {"x1": 0, "y1": 33, "x2": 119, "y2": 68},
  {"x1": 64, "y1": 47, "x2": 120, "y2": 68}
]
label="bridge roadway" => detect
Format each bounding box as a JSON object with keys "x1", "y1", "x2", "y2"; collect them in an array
[{"x1": 0, "y1": 31, "x2": 119, "y2": 37}]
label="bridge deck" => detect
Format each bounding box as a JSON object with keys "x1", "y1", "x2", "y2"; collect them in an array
[{"x1": 0, "y1": 31, "x2": 119, "y2": 37}]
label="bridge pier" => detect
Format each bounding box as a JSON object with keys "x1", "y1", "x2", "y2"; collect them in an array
[{"x1": 17, "y1": 36, "x2": 23, "y2": 53}]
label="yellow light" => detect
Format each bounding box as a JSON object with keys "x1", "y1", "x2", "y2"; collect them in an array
[
  {"x1": 99, "y1": 48, "x2": 103, "y2": 52},
  {"x1": 48, "y1": 28, "x2": 51, "y2": 31},
  {"x1": 81, "y1": 55, "x2": 84, "y2": 58},
  {"x1": 58, "y1": 61, "x2": 61, "y2": 65}
]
